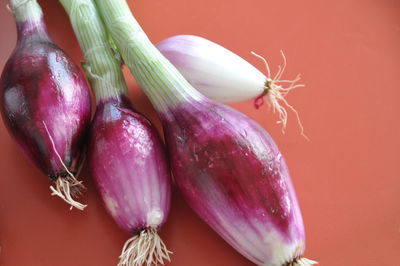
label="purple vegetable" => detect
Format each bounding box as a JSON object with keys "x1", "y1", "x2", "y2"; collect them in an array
[
  {"x1": 163, "y1": 99, "x2": 310, "y2": 265},
  {"x1": 96, "y1": 0, "x2": 316, "y2": 264},
  {"x1": 88, "y1": 96, "x2": 171, "y2": 265},
  {"x1": 59, "y1": 0, "x2": 172, "y2": 264},
  {"x1": 0, "y1": 0, "x2": 91, "y2": 210}
]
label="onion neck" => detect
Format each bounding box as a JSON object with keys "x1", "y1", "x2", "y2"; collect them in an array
[
  {"x1": 59, "y1": 0, "x2": 128, "y2": 103},
  {"x1": 11, "y1": 0, "x2": 50, "y2": 43},
  {"x1": 94, "y1": 0, "x2": 205, "y2": 115}
]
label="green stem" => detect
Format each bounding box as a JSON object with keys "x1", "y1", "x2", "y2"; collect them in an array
[
  {"x1": 94, "y1": 0, "x2": 204, "y2": 114},
  {"x1": 59, "y1": 0, "x2": 128, "y2": 101}
]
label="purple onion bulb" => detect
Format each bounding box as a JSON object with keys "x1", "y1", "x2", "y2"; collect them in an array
[
  {"x1": 0, "y1": 0, "x2": 91, "y2": 210},
  {"x1": 161, "y1": 99, "x2": 315, "y2": 266},
  {"x1": 88, "y1": 96, "x2": 171, "y2": 265}
]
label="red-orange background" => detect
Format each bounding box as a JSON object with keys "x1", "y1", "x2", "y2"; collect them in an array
[{"x1": 0, "y1": 0, "x2": 399, "y2": 265}]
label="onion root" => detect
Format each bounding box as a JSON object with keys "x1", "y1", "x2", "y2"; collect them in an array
[
  {"x1": 285, "y1": 257, "x2": 318, "y2": 266},
  {"x1": 43, "y1": 120, "x2": 87, "y2": 210},
  {"x1": 118, "y1": 228, "x2": 171, "y2": 266},
  {"x1": 251, "y1": 51, "x2": 308, "y2": 139},
  {"x1": 50, "y1": 176, "x2": 86, "y2": 211}
]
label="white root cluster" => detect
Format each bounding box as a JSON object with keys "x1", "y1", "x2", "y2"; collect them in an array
[
  {"x1": 42, "y1": 121, "x2": 87, "y2": 211},
  {"x1": 50, "y1": 176, "x2": 87, "y2": 211},
  {"x1": 287, "y1": 257, "x2": 318, "y2": 266},
  {"x1": 118, "y1": 228, "x2": 172, "y2": 266},
  {"x1": 251, "y1": 51, "x2": 307, "y2": 139}
]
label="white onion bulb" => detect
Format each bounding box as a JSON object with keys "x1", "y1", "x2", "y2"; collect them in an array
[{"x1": 156, "y1": 35, "x2": 305, "y2": 135}]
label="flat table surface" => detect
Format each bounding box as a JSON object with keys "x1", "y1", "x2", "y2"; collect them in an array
[{"x1": 0, "y1": 0, "x2": 399, "y2": 265}]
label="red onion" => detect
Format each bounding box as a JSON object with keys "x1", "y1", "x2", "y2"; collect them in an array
[
  {"x1": 163, "y1": 99, "x2": 312, "y2": 265},
  {"x1": 88, "y1": 96, "x2": 171, "y2": 265},
  {"x1": 0, "y1": 0, "x2": 91, "y2": 210},
  {"x1": 59, "y1": 0, "x2": 172, "y2": 264}
]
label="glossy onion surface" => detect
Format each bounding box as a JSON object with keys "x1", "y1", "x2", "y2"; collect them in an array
[
  {"x1": 88, "y1": 96, "x2": 171, "y2": 233},
  {"x1": 162, "y1": 99, "x2": 305, "y2": 266},
  {"x1": 0, "y1": 30, "x2": 91, "y2": 179}
]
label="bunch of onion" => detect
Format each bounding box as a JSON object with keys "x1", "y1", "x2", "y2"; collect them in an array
[
  {"x1": 93, "y1": 0, "x2": 316, "y2": 265},
  {"x1": 59, "y1": 0, "x2": 172, "y2": 265}
]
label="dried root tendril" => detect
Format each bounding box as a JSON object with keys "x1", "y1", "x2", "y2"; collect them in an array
[
  {"x1": 42, "y1": 121, "x2": 87, "y2": 211},
  {"x1": 50, "y1": 177, "x2": 87, "y2": 211},
  {"x1": 118, "y1": 228, "x2": 172, "y2": 266},
  {"x1": 285, "y1": 257, "x2": 318, "y2": 266},
  {"x1": 251, "y1": 51, "x2": 308, "y2": 140}
]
